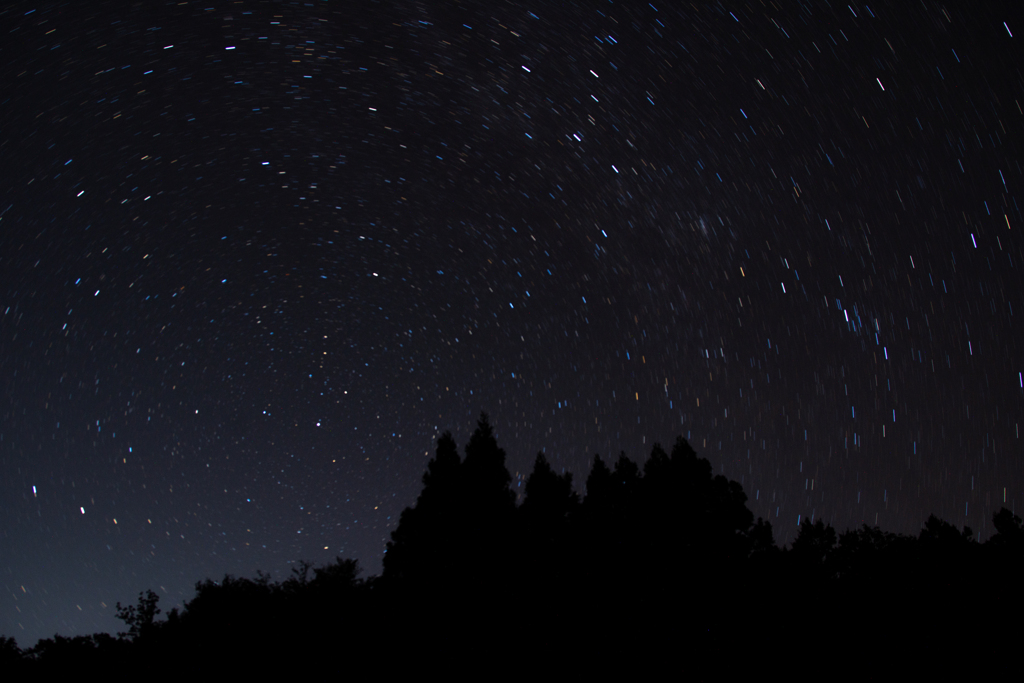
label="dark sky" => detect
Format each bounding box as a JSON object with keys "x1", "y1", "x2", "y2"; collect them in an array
[{"x1": 3, "y1": 0, "x2": 1023, "y2": 646}]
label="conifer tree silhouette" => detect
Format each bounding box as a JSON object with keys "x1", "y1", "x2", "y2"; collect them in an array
[
  {"x1": 384, "y1": 414, "x2": 516, "y2": 594},
  {"x1": 459, "y1": 413, "x2": 515, "y2": 589},
  {"x1": 520, "y1": 452, "x2": 578, "y2": 531},
  {"x1": 518, "y1": 452, "x2": 579, "y2": 588},
  {"x1": 383, "y1": 431, "x2": 464, "y2": 584},
  {"x1": 583, "y1": 453, "x2": 614, "y2": 507},
  {"x1": 462, "y1": 413, "x2": 515, "y2": 517}
]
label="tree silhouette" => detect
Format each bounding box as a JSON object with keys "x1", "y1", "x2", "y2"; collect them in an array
[
  {"x1": 311, "y1": 557, "x2": 362, "y2": 589},
  {"x1": 612, "y1": 450, "x2": 640, "y2": 496},
  {"x1": 748, "y1": 517, "x2": 777, "y2": 556},
  {"x1": 787, "y1": 518, "x2": 839, "y2": 588},
  {"x1": 990, "y1": 508, "x2": 1024, "y2": 548},
  {"x1": 986, "y1": 508, "x2": 1024, "y2": 613},
  {"x1": 384, "y1": 414, "x2": 518, "y2": 602},
  {"x1": 461, "y1": 412, "x2": 515, "y2": 515},
  {"x1": 517, "y1": 452, "x2": 579, "y2": 585},
  {"x1": 640, "y1": 437, "x2": 756, "y2": 582},
  {"x1": 115, "y1": 589, "x2": 161, "y2": 640},
  {"x1": 520, "y1": 452, "x2": 578, "y2": 530},
  {"x1": 582, "y1": 451, "x2": 640, "y2": 575},
  {"x1": 24, "y1": 633, "x2": 126, "y2": 671},
  {"x1": 791, "y1": 518, "x2": 837, "y2": 564},
  {"x1": 583, "y1": 453, "x2": 614, "y2": 506},
  {"x1": 0, "y1": 635, "x2": 22, "y2": 670},
  {"x1": 10, "y1": 417, "x2": 1024, "y2": 675},
  {"x1": 383, "y1": 431, "x2": 466, "y2": 585},
  {"x1": 457, "y1": 413, "x2": 516, "y2": 593},
  {"x1": 919, "y1": 514, "x2": 974, "y2": 547}
]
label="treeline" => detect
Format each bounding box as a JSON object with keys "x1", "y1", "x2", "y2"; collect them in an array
[{"x1": 4, "y1": 414, "x2": 1022, "y2": 675}]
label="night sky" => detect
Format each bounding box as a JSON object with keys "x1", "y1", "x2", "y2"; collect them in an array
[{"x1": 3, "y1": 0, "x2": 1023, "y2": 645}]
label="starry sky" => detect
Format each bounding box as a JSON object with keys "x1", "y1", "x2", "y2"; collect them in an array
[{"x1": 3, "y1": 0, "x2": 1023, "y2": 645}]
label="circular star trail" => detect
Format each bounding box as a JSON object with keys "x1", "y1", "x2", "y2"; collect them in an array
[{"x1": 2, "y1": 1, "x2": 1022, "y2": 645}]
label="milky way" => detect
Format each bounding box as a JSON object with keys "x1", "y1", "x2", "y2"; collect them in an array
[{"x1": 2, "y1": 1, "x2": 1023, "y2": 645}]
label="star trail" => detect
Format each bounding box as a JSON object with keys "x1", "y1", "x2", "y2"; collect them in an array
[{"x1": 2, "y1": 0, "x2": 1023, "y2": 646}]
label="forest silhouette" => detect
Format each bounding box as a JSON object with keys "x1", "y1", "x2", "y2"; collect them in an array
[{"x1": 4, "y1": 413, "x2": 1022, "y2": 676}]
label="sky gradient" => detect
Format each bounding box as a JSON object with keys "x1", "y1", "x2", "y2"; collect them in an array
[{"x1": 2, "y1": 0, "x2": 1023, "y2": 646}]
